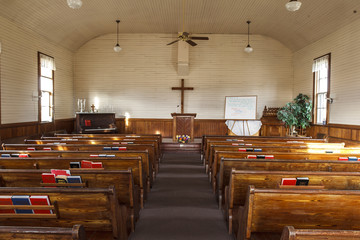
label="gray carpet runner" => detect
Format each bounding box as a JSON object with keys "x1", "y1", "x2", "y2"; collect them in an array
[{"x1": 129, "y1": 152, "x2": 234, "y2": 240}]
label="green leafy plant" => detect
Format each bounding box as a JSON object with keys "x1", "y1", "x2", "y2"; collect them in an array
[{"x1": 277, "y1": 94, "x2": 312, "y2": 134}]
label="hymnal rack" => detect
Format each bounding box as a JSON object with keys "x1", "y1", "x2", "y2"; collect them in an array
[
  {"x1": 40, "y1": 181, "x2": 88, "y2": 187},
  {"x1": 278, "y1": 184, "x2": 325, "y2": 190},
  {"x1": 0, "y1": 201, "x2": 59, "y2": 219}
]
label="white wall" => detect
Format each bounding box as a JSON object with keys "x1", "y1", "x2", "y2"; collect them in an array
[
  {"x1": 293, "y1": 18, "x2": 360, "y2": 125},
  {"x1": 0, "y1": 16, "x2": 74, "y2": 124},
  {"x1": 74, "y1": 33, "x2": 293, "y2": 119}
]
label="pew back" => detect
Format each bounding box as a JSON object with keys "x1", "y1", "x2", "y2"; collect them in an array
[
  {"x1": 238, "y1": 187, "x2": 360, "y2": 240},
  {"x1": 0, "y1": 187, "x2": 127, "y2": 240},
  {"x1": 280, "y1": 226, "x2": 360, "y2": 240},
  {"x1": 0, "y1": 225, "x2": 86, "y2": 240}
]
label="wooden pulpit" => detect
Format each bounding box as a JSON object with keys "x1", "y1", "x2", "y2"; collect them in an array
[{"x1": 171, "y1": 113, "x2": 196, "y2": 142}]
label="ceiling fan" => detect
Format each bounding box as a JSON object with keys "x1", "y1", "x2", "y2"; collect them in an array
[
  {"x1": 167, "y1": 0, "x2": 209, "y2": 47},
  {"x1": 167, "y1": 32, "x2": 209, "y2": 46}
]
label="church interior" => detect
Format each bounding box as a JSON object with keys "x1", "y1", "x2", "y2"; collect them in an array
[{"x1": 1, "y1": 0, "x2": 360, "y2": 239}]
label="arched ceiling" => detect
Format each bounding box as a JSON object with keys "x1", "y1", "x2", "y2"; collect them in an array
[{"x1": 0, "y1": 0, "x2": 359, "y2": 52}]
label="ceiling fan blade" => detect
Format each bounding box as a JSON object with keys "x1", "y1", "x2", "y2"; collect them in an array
[
  {"x1": 186, "y1": 40, "x2": 197, "y2": 46},
  {"x1": 190, "y1": 36, "x2": 209, "y2": 40},
  {"x1": 167, "y1": 39, "x2": 181, "y2": 45}
]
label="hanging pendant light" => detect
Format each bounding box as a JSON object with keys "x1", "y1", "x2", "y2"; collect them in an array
[
  {"x1": 67, "y1": 0, "x2": 82, "y2": 9},
  {"x1": 114, "y1": 20, "x2": 122, "y2": 52},
  {"x1": 285, "y1": 0, "x2": 302, "y2": 12},
  {"x1": 244, "y1": 21, "x2": 253, "y2": 53}
]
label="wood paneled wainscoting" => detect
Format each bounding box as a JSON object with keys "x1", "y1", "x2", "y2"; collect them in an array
[
  {"x1": 126, "y1": 118, "x2": 228, "y2": 138},
  {"x1": 307, "y1": 124, "x2": 360, "y2": 147},
  {"x1": 0, "y1": 118, "x2": 74, "y2": 142}
]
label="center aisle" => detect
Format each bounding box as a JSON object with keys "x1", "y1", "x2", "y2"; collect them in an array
[{"x1": 129, "y1": 152, "x2": 234, "y2": 240}]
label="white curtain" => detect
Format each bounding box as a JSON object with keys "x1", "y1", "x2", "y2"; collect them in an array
[
  {"x1": 40, "y1": 54, "x2": 56, "y2": 71},
  {"x1": 312, "y1": 55, "x2": 328, "y2": 72},
  {"x1": 225, "y1": 120, "x2": 262, "y2": 136}
]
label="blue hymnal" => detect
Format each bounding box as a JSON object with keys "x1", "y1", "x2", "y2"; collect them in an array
[
  {"x1": 348, "y1": 157, "x2": 358, "y2": 161},
  {"x1": 99, "y1": 154, "x2": 107, "y2": 157},
  {"x1": 11, "y1": 195, "x2": 33, "y2": 214},
  {"x1": 112, "y1": 147, "x2": 119, "y2": 150},
  {"x1": 254, "y1": 149, "x2": 262, "y2": 152},
  {"x1": 103, "y1": 147, "x2": 112, "y2": 150},
  {"x1": 1, "y1": 154, "x2": 11, "y2": 157},
  {"x1": 67, "y1": 176, "x2": 82, "y2": 188},
  {"x1": 106, "y1": 154, "x2": 115, "y2": 157}
]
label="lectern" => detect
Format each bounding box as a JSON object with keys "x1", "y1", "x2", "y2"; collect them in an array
[{"x1": 171, "y1": 113, "x2": 196, "y2": 142}]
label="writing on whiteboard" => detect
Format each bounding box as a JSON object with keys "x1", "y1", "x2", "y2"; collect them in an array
[{"x1": 225, "y1": 96, "x2": 257, "y2": 119}]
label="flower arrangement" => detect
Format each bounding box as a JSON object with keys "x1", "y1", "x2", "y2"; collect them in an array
[{"x1": 176, "y1": 135, "x2": 190, "y2": 143}]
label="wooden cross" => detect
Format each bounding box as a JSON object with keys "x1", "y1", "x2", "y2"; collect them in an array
[{"x1": 172, "y1": 79, "x2": 194, "y2": 114}]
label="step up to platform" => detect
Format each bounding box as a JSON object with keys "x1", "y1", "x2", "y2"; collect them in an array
[{"x1": 161, "y1": 142, "x2": 201, "y2": 152}]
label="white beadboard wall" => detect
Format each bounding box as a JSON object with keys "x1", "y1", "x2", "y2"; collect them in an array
[
  {"x1": 74, "y1": 33, "x2": 293, "y2": 119},
  {"x1": 293, "y1": 17, "x2": 360, "y2": 125},
  {"x1": 0, "y1": 15, "x2": 74, "y2": 124}
]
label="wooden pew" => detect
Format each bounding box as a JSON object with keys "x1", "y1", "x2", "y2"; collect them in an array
[
  {"x1": 0, "y1": 186, "x2": 127, "y2": 240},
  {"x1": 54, "y1": 133, "x2": 162, "y2": 143},
  {"x1": 208, "y1": 144, "x2": 354, "y2": 176},
  {"x1": 202, "y1": 135, "x2": 325, "y2": 157},
  {"x1": 227, "y1": 170, "x2": 360, "y2": 235},
  {"x1": 280, "y1": 226, "x2": 360, "y2": 240},
  {"x1": 205, "y1": 141, "x2": 345, "y2": 167},
  {"x1": 0, "y1": 150, "x2": 152, "y2": 192},
  {"x1": 218, "y1": 157, "x2": 360, "y2": 209},
  {"x1": 237, "y1": 186, "x2": 360, "y2": 240},
  {"x1": 43, "y1": 135, "x2": 161, "y2": 160},
  {"x1": 25, "y1": 139, "x2": 161, "y2": 172},
  {"x1": 0, "y1": 156, "x2": 146, "y2": 208},
  {"x1": 0, "y1": 168, "x2": 139, "y2": 233},
  {"x1": 212, "y1": 151, "x2": 360, "y2": 190},
  {"x1": 3, "y1": 143, "x2": 158, "y2": 179},
  {"x1": 0, "y1": 225, "x2": 86, "y2": 240}
]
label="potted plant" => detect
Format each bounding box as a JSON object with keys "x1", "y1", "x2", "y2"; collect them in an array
[{"x1": 277, "y1": 94, "x2": 312, "y2": 136}]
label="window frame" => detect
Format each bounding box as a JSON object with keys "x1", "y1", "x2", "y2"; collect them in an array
[
  {"x1": 312, "y1": 53, "x2": 331, "y2": 125},
  {"x1": 38, "y1": 52, "x2": 55, "y2": 123}
]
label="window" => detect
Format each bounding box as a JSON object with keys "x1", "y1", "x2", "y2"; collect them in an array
[
  {"x1": 312, "y1": 53, "x2": 331, "y2": 125},
  {"x1": 38, "y1": 52, "x2": 55, "y2": 122}
]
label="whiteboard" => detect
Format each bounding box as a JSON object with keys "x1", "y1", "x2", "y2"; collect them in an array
[{"x1": 224, "y1": 96, "x2": 257, "y2": 120}]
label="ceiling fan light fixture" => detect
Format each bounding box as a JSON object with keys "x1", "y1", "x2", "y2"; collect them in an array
[
  {"x1": 244, "y1": 20, "x2": 253, "y2": 53},
  {"x1": 114, "y1": 20, "x2": 122, "y2": 52},
  {"x1": 285, "y1": 0, "x2": 302, "y2": 12},
  {"x1": 67, "y1": 0, "x2": 82, "y2": 9}
]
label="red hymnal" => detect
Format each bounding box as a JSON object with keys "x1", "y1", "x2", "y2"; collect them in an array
[
  {"x1": 238, "y1": 148, "x2": 246, "y2": 152},
  {"x1": 281, "y1": 178, "x2": 297, "y2": 185},
  {"x1": 29, "y1": 196, "x2": 52, "y2": 214},
  {"x1": 91, "y1": 162, "x2": 103, "y2": 168},
  {"x1": 89, "y1": 154, "x2": 99, "y2": 157},
  {"x1": 338, "y1": 157, "x2": 348, "y2": 161},
  {"x1": 265, "y1": 155, "x2": 275, "y2": 159},
  {"x1": 19, "y1": 154, "x2": 29, "y2": 158},
  {"x1": 0, "y1": 196, "x2": 15, "y2": 214},
  {"x1": 81, "y1": 160, "x2": 93, "y2": 168},
  {"x1": 84, "y1": 120, "x2": 91, "y2": 126},
  {"x1": 50, "y1": 169, "x2": 70, "y2": 176},
  {"x1": 43, "y1": 147, "x2": 52, "y2": 151},
  {"x1": 41, "y1": 173, "x2": 56, "y2": 183},
  {"x1": 247, "y1": 155, "x2": 257, "y2": 159},
  {"x1": 27, "y1": 147, "x2": 36, "y2": 151},
  {"x1": 118, "y1": 147, "x2": 127, "y2": 151}
]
